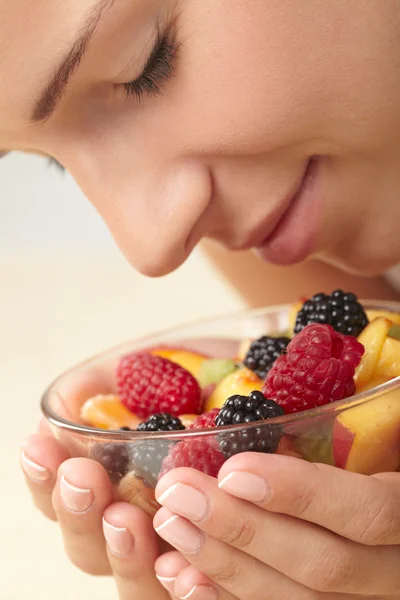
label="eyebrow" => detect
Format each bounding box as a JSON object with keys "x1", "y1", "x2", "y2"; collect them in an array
[{"x1": 32, "y1": 0, "x2": 114, "y2": 123}]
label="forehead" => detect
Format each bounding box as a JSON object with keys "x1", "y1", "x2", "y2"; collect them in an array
[{"x1": 0, "y1": 0, "x2": 95, "y2": 139}]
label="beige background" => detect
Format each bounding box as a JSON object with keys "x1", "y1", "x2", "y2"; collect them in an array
[{"x1": 0, "y1": 154, "x2": 244, "y2": 599}]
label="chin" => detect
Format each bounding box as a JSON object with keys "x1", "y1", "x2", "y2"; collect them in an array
[{"x1": 317, "y1": 252, "x2": 394, "y2": 279}]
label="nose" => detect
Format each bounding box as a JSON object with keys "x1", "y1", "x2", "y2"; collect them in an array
[{"x1": 70, "y1": 158, "x2": 213, "y2": 277}]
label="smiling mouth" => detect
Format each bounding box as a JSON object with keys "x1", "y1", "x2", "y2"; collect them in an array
[
  {"x1": 256, "y1": 156, "x2": 321, "y2": 265},
  {"x1": 185, "y1": 156, "x2": 318, "y2": 260},
  {"x1": 261, "y1": 157, "x2": 317, "y2": 245},
  {"x1": 232, "y1": 157, "x2": 315, "y2": 253}
]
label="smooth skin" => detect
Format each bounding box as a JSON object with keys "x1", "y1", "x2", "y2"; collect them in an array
[{"x1": 3, "y1": 0, "x2": 400, "y2": 598}]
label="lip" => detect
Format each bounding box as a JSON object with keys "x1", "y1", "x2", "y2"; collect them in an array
[{"x1": 256, "y1": 157, "x2": 320, "y2": 265}]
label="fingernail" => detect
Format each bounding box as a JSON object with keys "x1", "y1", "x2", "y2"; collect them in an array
[
  {"x1": 155, "y1": 515, "x2": 203, "y2": 554},
  {"x1": 60, "y1": 475, "x2": 94, "y2": 513},
  {"x1": 103, "y1": 518, "x2": 134, "y2": 557},
  {"x1": 20, "y1": 451, "x2": 50, "y2": 483},
  {"x1": 156, "y1": 575, "x2": 176, "y2": 593},
  {"x1": 157, "y1": 483, "x2": 209, "y2": 522},
  {"x1": 219, "y1": 472, "x2": 270, "y2": 502},
  {"x1": 180, "y1": 585, "x2": 218, "y2": 600}
]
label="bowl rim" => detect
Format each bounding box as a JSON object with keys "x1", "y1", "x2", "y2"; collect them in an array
[{"x1": 41, "y1": 299, "x2": 400, "y2": 440}]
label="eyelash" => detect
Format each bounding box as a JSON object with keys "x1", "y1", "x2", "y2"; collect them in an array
[{"x1": 123, "y1": 30, "x2": 179, "y2": 101}]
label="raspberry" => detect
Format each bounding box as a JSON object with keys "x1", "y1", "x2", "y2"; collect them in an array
[
  {"x1": 244, "y1": 336, "x2": 290, "y2": 379},
  {"x1": 215, "y1": 391, "x2": 285, "y2": 457},
  {"x1": 131, "y1": 440, "x2": 175, "y2": 487},
  {"x1": 188, "y1": 408, "x2": 220, "y2": 429},
  {"x1": 294, "y1": 289, "x2": 368, "y2": 337},
  {"x1": 137, "y1": 413, "x2": 185, "y2": 432},
  {"x1": 263, "y1": 323, "x2": 364, "y2": 413},
  {"x1": 159, "y1": 439, "x2": 225, "y2": 479},
  {"x1": 117, "y1": 353, "x2": 202, "y2": 419}
]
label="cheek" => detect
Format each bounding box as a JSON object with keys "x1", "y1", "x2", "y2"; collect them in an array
[
  {"x1": 172, "y1": 0, "x2": 328, "y2": 154},
  {"x1": 176, "y1": 0, "x2": 400, "y2": 156}
]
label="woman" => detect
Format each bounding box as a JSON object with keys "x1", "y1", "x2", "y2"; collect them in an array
[{"x1": 5, "y1": 1, "x2": 400, "y2": 598}]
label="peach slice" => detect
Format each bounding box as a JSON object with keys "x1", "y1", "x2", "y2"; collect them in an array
[
  {"x1": 151, "y1": 347, "x2": 207, "y2": 378},
  {"x1": 354, "y1": 317, "x2": 393, "y2": 390},
  {"x1": 374, "y1": 336, "x2": 400, "y2": 379},
  {"x1": 204, "y1": 367, "x2": 263, "y2": 411},
  {"x1": 80, "y1": 394, "x2": 141, "y2": 430},
  {"x1": 332, "y1": 389, "x2": 400, "y2": 474}
]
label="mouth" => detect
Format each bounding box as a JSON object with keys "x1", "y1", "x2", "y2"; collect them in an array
[{"x1": 256, "y1": 156, "x2": 321, "y2": 265}]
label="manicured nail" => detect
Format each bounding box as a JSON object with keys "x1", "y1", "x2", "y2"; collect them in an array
[
  {"x1": 103, "y1": 518, "x2": 134, "y2": 557},
  {"x1": 219, "y1": 472, "x2": 270, "y2": 502},
  {"x1": 20, "y1": 451, "x2": 50, "y2": 482},
  {"x1": 180, "y1": 585, "x2": 218, "y2": 600},
  {"x1": 155, "y1": 515, "x2": 203, "y2": 554},
  {"x1": 157, "y1": 483, "x2": 209, "y2": 522},
  {"x1": 60, "y1": 475, "x2": 94, "y2": 513},
  {"x1": 156, "y1": 574, "x2": 176, "y2": 593}
]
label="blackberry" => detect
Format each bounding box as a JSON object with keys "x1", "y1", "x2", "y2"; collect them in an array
[
  {"x1": 90, "y1": 442, "x2": 130, "y2": 484},
  {"x1": 137, "y1": 413, "x2": 185, "y2": 432},
  {"x1": 131, "y1": 440, "x2": 175, "y2": 486},
  {"x1": 294, "y1": 289, "x2": 368, "y2": 337},
  {"x1": 244, "y1": 336, "x2": 290, "y2": 379},
  {"x1": 215, "y1": 390, "x2": 285, "y2": 458}
]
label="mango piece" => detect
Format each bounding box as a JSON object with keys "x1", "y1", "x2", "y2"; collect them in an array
[
  {"x1": 366, "y1": 309, "x2": 400, "y2": 326},
  {"x1": 354, "y1": 317, "x2": 393, "y2": 390},
  {"x1": 356, "y1": 375, "x2": 390, "y2": 393},
  {"x1": 81, "y1": 394, "x2": 141, "y2": 430},
  {"x1": 205, "y1": 367, "x2": 263, "y2": 411}
]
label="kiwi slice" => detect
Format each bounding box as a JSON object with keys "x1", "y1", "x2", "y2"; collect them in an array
[{"x1": 198, "y1": 358, "x2": 238, "y2": 388}]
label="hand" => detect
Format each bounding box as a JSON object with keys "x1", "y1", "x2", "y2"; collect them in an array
[
  {"x1": 153, "y1": 453, "x2": 400, "y2": 600},
  {"x1": 21, "y1": 427, "x2": 173, "y2": 600},
  {"x1": 20, "y1": 339, "x2": 239, "y2": 599}
]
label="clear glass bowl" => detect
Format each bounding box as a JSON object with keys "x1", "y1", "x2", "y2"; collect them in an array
[{"x1": 41, "y1": 301, "x2": 400, "y2": 516}]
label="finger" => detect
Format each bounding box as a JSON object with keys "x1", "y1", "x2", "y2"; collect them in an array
[
  {"x1": 156, "y1": 554, "x2": 238, "y2": 600},
  {"x1": 218, "y1": 453, "x2": 400, "y2": 546},
  {"x1": 52, "y1": 458, "x2": 113, "y2": 575},
  {"x1": 103, "y1": 502, "x2": 171, "y2": 600},
  {"x1": 174, "y1": 565, "x2": 238, "y2": 600},
  {"x1": 156, "y1": 467, "x2": 400, "y2": 596},
  {"x1": 154, "y1": 507, "x2": 316, "y2": 600},
  {"x1": 155, "y1": 551, "x2": 191, "y2": 594},
  {"x1": 21, "y1": 434, "x2": 70, "y2": 520}
]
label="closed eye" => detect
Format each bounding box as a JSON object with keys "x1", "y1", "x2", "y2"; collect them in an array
[{"x1": 122, "y1": 27, "x2": 179, "y2": 101}]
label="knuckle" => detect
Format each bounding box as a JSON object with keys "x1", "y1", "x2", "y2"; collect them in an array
[
  {"x1": 306, "y1": 544, "x2": 356, "y2": 592},
  {"x1": 358, "y1": 496, "x2": 400, "y2": 545},
  {"x1": 207, "y1": 559, "x2": 245, "y2": 587},
  {"x1": 218, "y1": 512, "x2": 257, "y2": 549},
  {"x1": 288, "y1": 483, "x2": 315, "y2": 517}
]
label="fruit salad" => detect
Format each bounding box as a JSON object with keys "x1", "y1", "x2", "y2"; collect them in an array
[{"x1": 75, "y1": 290, "x2": 400, "y2": 515}]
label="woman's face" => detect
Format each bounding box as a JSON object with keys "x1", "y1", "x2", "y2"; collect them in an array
[{"x1": 1, "y1": 0, "x2": 400, "y2": 276}]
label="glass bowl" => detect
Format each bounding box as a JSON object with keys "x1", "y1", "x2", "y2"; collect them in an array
[{"x1": 41, "y1": 301, "x2": 400, "y2": 516}]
